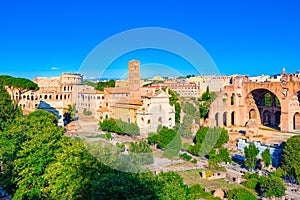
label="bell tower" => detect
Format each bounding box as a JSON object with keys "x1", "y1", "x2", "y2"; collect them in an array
[{"x1": 128, "y1": 60, "x2": 141, "y2": 100}]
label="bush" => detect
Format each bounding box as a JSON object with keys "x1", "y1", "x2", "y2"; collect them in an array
[
  {"x1": 191, "y1": 158, "x2": 197, "y2": 164},
  {"x1": 128, "y1": 141, "x2": 153, "y2": 165},
  {"x1": 188, "y1": 127, "x2": 229, "y2": 156},
  {"x1": 105, "y1": 133, "x2": 112, "y2": 140},
  {"x1": 99, "y1": 118, "x2": 140, "y2": 136},
  {"x1": 116, "y1": 142, "x2": 125, "y2": 152},
  {"x1": 180, "y1": 153, "x2": 192, "y2": 161},
  {"x1": 83, "y1": 108, "x2": 92, "y2": 116},
  {"x1": 227, "y1": 188, "x2": 256, "y2": 200},
  {"x1": 242, "y1": 178, "x2": 259, "y2": 190}
]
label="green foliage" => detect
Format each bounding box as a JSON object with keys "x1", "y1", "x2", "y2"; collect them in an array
[
  {"x1": 1, "y1": 75, "x2": 39, "y2": 109},
  {"x1": 105, "y1": 132, "x2": 112, "y2": 140},
  {"x1": 155, "y1": 172, "x2": 190, "y2": 200},
  {"x1": 264, "y1": 92, "x2": 272, "y2": 106},
  {"x1": 189, "y1": 184, "x2": 219, "y2": 199},
  {"x1": 180, "y1": 153, "x2": 192, "y2": 161},
  {"x1": 281, "y1": 135, "x2": 300, "y2": 183},
  {"x1": 12, "y1": 110, "x2": 64, "y2": 199},
  {"x1": 262, "y1": 148, "x2": 271, "y2": 167},
  {"x1": 244, "y1": 144, "x2": 259, "y2": 170},
  {"x1": 156, "y1": 127, "x2": 178, "y2": 149},
  {"x1": 0, "y1": 85, "x2": 21, "y2": 132},
  {"x1": 99, "y1": 118, "x2": 140, "y2": 136},
  {"x1": 95, "y1": 80, "x2": 115, "y2": 91},
  {"x1": 260, "y1": 176, "x2": 286, "y2": 198},
  {"x1": 227, "y1": 188, "x2": 256, "y2": 200},
  {"x1": 208, "y1": 147, "x2": 231, "y2": 164},
  {"x1": 188, "y1": 127, "x2": 229, "y2": 156},
  {"x1": 64, "y1": 104, "x2": 76, "y2": 123},
  {"x1": 148, "y1": 127, "x2": 181, "y2": 158},
  {"x1": 179, "y1": 102, "x2": 200, "y2": 138},
  {"x1": 128, "y1": 140, "x2": 153, "y2": 165},
  {"x1": 201, "y1": 86, "x2": 210, "y2": 101},
  {"x1": 191, "y1": 158, "x2": 198, "y2": 164},
  {"x1": 116, "y1": 142, "x2": 125, "y2": 152},
  {"x1": 42, "y1": 138, "x2": 100, "y2": 199},
  {"x1": 275, "y1": 97, "x2": 280, "y2": 106},
  {"x1": 83, "y1": 80, "x2": 97, "y2": 88},
  {"x1": 242, "y1": 178, "x2": 259, "y2": 190},
  {"x1": 83, "y1": 108, "x2": 92, "y2": 116},
  {"x1": 165, "y1": 88, "x2": 181, "y2": 124}
]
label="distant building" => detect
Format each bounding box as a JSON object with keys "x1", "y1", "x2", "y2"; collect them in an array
[
  {"x1": 152, "y1": 80, "x2": 201, "y2": 98},
  {"x1": 98, "y1": 60, "x2": 175, "y2": 136},
  {"x1": 9, "y1": 73, "x2": 104, "y2": 126}
]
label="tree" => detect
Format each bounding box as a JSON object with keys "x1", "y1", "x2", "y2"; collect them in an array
[
  {"x1": 164, "y1": 88, "x2": 181, "y2": 124},
  {"x1": 148, "y1": 127, "x2": 181, "y2": 158},
  {"x1": 64, "y1": 104, "x2": 76, "y2": 123},
  {"x1": 244, "y1": 144, "x2": 259, "y2": 170},
  {"x1": 128, "y1": 140, "x2": 153, "y2": 165},
  {"x1": 1, "y1": 76, "x2": 39, "y2": 109},
  {"x1": 13, "y1": 110, "x2": 64, "y2": 199},
  {"x1": 0, "y1": 84, "x2": 21, "y2": 132},
  {"x1": 209, "y1": 147, "x2": 231, "y2": 164},
  {"x1": 201, "y1": 86, "x2": 210, "y2": 101},
  {"x1": 262, "y1": 148, "x2": 271, "y2": 167},
  {"x1": 99, "y1": 118, "x2": 140, "y2": 136},
  {"x1": 227, "y1": 188, "x2": 256, "y2": 200},
  {"x1": 260, "y1": 176, "x2": 286, "y2": 198},
  {"x1": 281, "y1": 135, "x2": 300, "y2": 183},
  {"x1": 96, "y1": 80, "x2": 115, "y2": 91},
  {"x1": 42, "y1": 137, "x2": 101, "y2": 199},
  {"x1": 188, "y1": 127, "x2": 229, "y2": 156}
]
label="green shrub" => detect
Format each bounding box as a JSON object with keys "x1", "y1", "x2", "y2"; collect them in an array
[
  {"x1": 191, "y1": 158, "x2": 197, "y2": 164},
  {"x1": 105, "y1": 133, "x2": 112, "y2": 140},
  {"x1": 83, "y1": 108, "x2": 92, "y2": 116},
  {"x1": 180, "y1": 153, "x2": 192, "y2": 161},
  {"x1": 227, "y1": 188, "x2": 256, "y2": 200}
]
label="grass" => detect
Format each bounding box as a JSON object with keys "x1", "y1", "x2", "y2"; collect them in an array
[
  {"x1": 177, "y1": 169, "x2": 243, "y2": 191},
  {"x1": 86, "y1": 134, "x2": 106, "y2": 139}
]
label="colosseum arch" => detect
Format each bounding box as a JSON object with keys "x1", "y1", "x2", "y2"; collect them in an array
[{"x1": 245, "y1": 89, "x2": 281, "y2": 130}]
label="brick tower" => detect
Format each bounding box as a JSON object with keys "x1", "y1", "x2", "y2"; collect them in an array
[{"x1": 128, "y1": 60, "x2": 141, "y2": 100}]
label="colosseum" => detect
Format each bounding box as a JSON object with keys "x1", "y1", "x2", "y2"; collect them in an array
[{"x1": 11, "y1": 73, "x2": 94, "y2": 126}]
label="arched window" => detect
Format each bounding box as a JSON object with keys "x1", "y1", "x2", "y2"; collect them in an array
[
  {"x1": 231, "y1": 94, "x2": 235, "y2": 105},
  {"x1": 275, "y1": 97, "x2": 280, "y2": 106},
  {"x1": 264, "y1": 93, "x2": 272, "y2": 106}
]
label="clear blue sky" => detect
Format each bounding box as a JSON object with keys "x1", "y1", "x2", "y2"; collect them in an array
[{"x1": 0, "y1": 0, "x2": 300, "y2": 79}]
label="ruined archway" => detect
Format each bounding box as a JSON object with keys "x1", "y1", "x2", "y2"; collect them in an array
[
  {"x1": 293, "y1": 112, "x2": 300, "y2": 130},
  {"x1": 246, "y1": 89, "x2": 281, "y2": 130},
  {"x1": 249, "y1": 109, "x2": 257, "y2": 120},
  {"x1": 223, "y1": 112, "x2": 227, "y2": 126},
  {"x1": 215, "y1": 113, "x2": 219, "y2": 127},
  {"x1": 231, "y1": 111, "x2": 236, "y2": 126}
]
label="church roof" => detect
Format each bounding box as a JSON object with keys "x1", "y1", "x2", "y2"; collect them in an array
[{"x1": 104, "y1": 87, "x2": 129, "y2": 94}]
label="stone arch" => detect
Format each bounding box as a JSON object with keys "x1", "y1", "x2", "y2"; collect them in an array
[
  {"x1": 230, "y1": 93, "x2": 235, "y2": 105},
  {"x1": 223, "y1": 112, "x2": 227, "y2": 126},
  {"x1": 249, "y1": 109, "x2": 257, "y2": 120},
  {"x1": 263, "y1": 110, "x2": 271, "y2": 125},
  {"x1": 246, "y1": 88, "x2": 281, "y2": 129},
  {"x1": 158, "y1": 117, "x2": 162, "y2": 123},
  {"x1": 215, "y1": 113, "x2": 219, "y2": 127},
  {"x1": 231, "y1": 111, "x2": 236, "y2": 126},
  {"x1": 293, "y1": 112, "x2": 300, "y2": 130}
]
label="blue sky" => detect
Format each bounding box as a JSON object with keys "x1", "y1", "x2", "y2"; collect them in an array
[{"x1": 0, "y1": 0, "x2": 299, "y2": 79}]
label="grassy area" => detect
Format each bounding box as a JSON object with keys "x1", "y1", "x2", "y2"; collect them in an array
[
  {"x1": 86, "y1": 134, "x2": 106, "y2": 138},
  {"x1": 177, "y1": 169, "x2": 242, "y2": 191}
]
